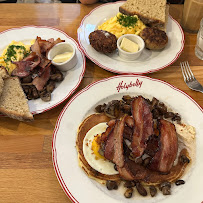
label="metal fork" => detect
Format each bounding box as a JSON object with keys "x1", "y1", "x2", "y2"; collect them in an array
[{"x1": 180, "y1": 61, "x2": 203, "y2": 93}]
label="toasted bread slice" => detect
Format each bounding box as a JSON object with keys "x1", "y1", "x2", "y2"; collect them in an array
[
  {"x1": 0, "y1": 66, "x2": 9, "y2": 79},
  {"x1": 0, "y1": 67, "x2": 9, "y2": 97},
  {"x1": 119, "y1": 0, "x2": 167, "y2": 30},
  {"x1": 0, "y1": 77, "x2": 3, "y2": 97},
  {"x1": 0, "y1": 77, "x2": 33, "y2": 121},
  {"x1": 155, "y1": 4, "x2": 169, "y2": 31}
]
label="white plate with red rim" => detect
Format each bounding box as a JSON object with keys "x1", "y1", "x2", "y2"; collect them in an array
[
  {"x1": 0, "y1": 26, "x2": 86, "y2": 115},
  {"x1": 53, "y1": 75, "x2": 203, "y2": 203},
  {"x1": 77, "y1": 2, "x2": 184, "y2": 75}
]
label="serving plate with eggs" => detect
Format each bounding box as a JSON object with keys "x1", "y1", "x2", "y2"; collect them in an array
[
  {"x1": 52, "y1": 75, "x2": 203, "y2": 203},
  {"x1": 0, "y1": 26, "x2": 86, "y2": 115},
  {"x1": 77, "y1": 2, "x2": 184, "y2": 74}
]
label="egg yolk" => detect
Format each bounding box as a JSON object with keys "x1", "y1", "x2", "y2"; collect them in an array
[{"x1": 91, "y1": 134, "x2": 104, "y2": 160}]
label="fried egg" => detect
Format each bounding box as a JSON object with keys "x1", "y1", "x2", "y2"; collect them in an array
[{"x1": 83, "y1": 122, "x2": 119, "y2": 175}]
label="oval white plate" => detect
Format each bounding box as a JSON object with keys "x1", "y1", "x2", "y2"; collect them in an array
[
  {"x1": 53, "y1": 75, "x2": 203, "y2": 203},
  {"x1": 0, "y1": 26, "x2": 86, "y2": 115},
  {"x1": 77, "y1": 2, "x2": 184, "y2": 74}
]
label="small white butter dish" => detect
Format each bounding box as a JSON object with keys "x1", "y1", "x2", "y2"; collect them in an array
[
  {"x1": 117, "y1": 34, "x2": 145, "y2": 61},
  {"x1": 48, "y1": 42, "x2": 77, "y2": 72}
]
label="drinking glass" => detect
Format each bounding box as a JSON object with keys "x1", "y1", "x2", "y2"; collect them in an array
[
  {"x1": 195, "y1": 18, "x2": 203, "y2": 60},
  {"x1": 181, "y1": 0, "x2": 203, "y2": 33}
]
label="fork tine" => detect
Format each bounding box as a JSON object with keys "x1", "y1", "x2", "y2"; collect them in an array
[
  {"x1": 181, "y1": 62, "x2": 190, "y2": 81},
  {"x1": 183, "y1": 61, "x2": 190, "y2": 81},
  {"x1": 186, "y1": 61, "x2": 195, "y2": 80},
  {"x1": 184, "y1": 61, "x2": 191, "y2": 81},
  {"x1": 180, "y1": 62, "x2": 186, "y2": 82},
  {"x1": 180, "y1": 61, "x2": 203, "y2": 93}
]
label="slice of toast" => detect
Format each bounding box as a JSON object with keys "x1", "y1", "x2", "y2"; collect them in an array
[
  {"x1": 0, "y1": 77, "x2": 3, "y2": 98},
  {"x1": 0, "y1": 67, "x2": 9, "y2": 97},
  {"x1": 0, "y1": 66, "x2": 9, "y2": 79},
  {"x1": 0, "y1": 77, "x2": 33, "y2": 121},
  {"x1": 119, "y1": 0, "x2": 167, "y2": 30}
]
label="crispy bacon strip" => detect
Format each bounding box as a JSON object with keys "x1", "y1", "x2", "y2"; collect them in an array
[
  {"x1": 107, "y1": 119, "x2": 116, "y2": 127},
  {"x1": 131, "y1": 96, "x2": 153, "y2": 157},
  {"x1": 145, "y1": 134, "x2": 160, "y2": 157},
  {"x1": 11, "y1": 61, "x2": 32, "y2": 77},
  {"x1": 45, "y1": 38, "x2": 65, "y2": 57},
  {"x1": 126, "y1": 159, "x2": 148, "y2": 179},
  {"x1": 149, "y1": 119, "x2": 178, "y2": 173},
  {"x1": 32, "y1": 66, "x2": 51, "y2": 91},
  {"x1": 12, "y1": 52, "x2": 41, "y2": 78},
  {"x1": 126, "y1": 116, "x2": 134, "y2": 128},
  {"x1": 101, "y1": 120, "x2": 116, "y2": 143},
  {"x1": 47, "y1": 38, "x2": 54, "y2": 44},
  {"x1": 118, "y1": 159, "x2": 148, "y2": 181},
  {"x1": 12, "y1": 60, "x2": 39, "y2": 78},
  {"x1": 104, "y1": 126, "x2": 115, "y2": 161},
  {"x1": 38, "y1": 39, "x2": 53, "y2": 54},
  {"x1": 31, "y1": 37, "x2": 41, "y2": 57},
  {"x1": 113, "y1": 115, "x2": 127, "y2": 168},
  {"x1": 22, "y1": 52, "x2": 40, "y2": 63},
  {"x1": 104, "y1": 115, "x2": 127, "y2": 167},
  {"x1": 123, "y1": 126, "x2": 133, "y2": 141},
  {"x1": 52, "y1": 38, "x2": 65, "y2": 46},
  {"x1": 103, "y1": 113, "x2": 151, "y2": 181},
  {"x1": 32, "y1": 36, "x2": 65, "y2": 60},
  {"x1": 38, "y1": 55, "x2": 51, "y2": 70},
  {"x1": 117, "y1": 162, "x2": 135, "y2": 180}
]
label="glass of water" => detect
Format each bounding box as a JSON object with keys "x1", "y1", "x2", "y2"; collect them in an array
[{"x1": 195, "y1": 18, "x2": 203, "y2": 60}]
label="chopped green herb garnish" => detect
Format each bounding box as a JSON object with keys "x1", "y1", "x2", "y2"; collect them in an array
[
  {"x1": 3, "y1": 45, "x2": 30, "y2": 64},
  {"x1": 24, "y1": 51, "x2": 30, "y2": 58},
  {"x1": 117, "y1": 14, "x2": 138, "y2": 28}
]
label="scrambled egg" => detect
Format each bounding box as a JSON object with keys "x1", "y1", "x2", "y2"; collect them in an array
[
  {"x1": 98, "y1": 13, "x2": 146, "y2": 39},
  {"x1": 0, "y1": 40, "x2": 35, "y2": 75}
]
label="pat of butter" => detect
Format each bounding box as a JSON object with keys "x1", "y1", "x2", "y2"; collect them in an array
[
  {"x1": 53, "y1": 52, "x2": 73, "y2": 63},
  {"x1": 120, "y1": 38, "x2": 139, "y2": 53}
]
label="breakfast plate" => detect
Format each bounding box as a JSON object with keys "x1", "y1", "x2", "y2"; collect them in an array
[
  {"x1": 53, "y1": 75, "x2": 203, "y2": 203},
  {"x1": 0, "y1": 26, "x2": 86, "y2": 115},
  {"x1": 77, "y1": 2, "x2": 184, "y2": 75}
]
